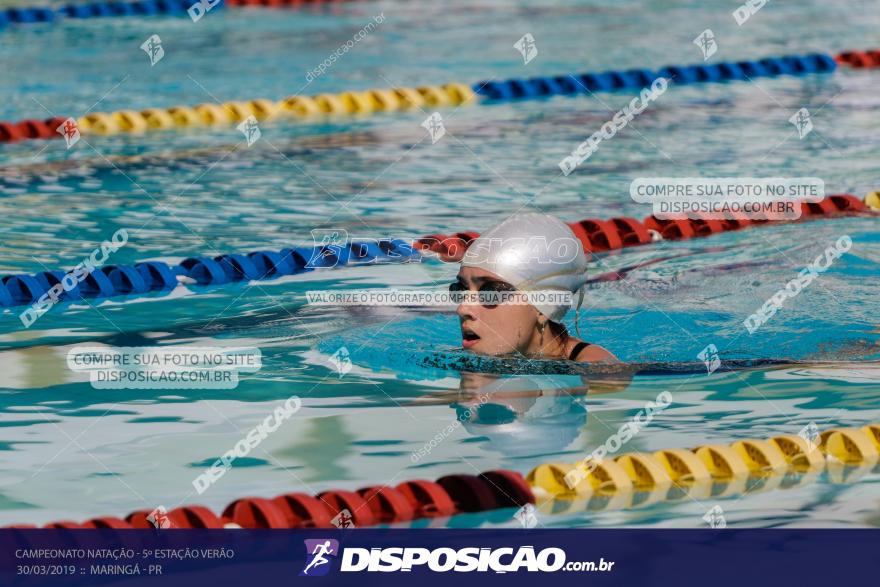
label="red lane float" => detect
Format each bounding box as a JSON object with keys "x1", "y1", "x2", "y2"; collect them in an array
[
  {"x1": 437, "y1": 474, "x2": 501, "y2": 512},
  {"x1": 396, "y1": 480, "x2": 458, "y2": 519},
  {"x1": 127, "y1": 506, "x2": 224, "y2": 529},
  {"x1": 2, "y1": 469, "x2": 533, "y2": 529},
  {"x1": 416, "y1": 194, "x2": 868, "y2": 261},
  {"x1": 835, "y1": 49, "x2": 880, "y2": 68},
  {"x1": 0, "y1": 117, "x2": 66, "y2": 143},
  {"x1": 609, "y1": 217, "x2": 652, "y2": 246},
  {"x1": 357, "y1": 486, "x2": 416, "y2": 523},
  {"x1": 569, "y1": 219, "x2": 623, "y2": 252},
  {"x1": 271, "y1": 493, "x2": 334, "y2": 528}
]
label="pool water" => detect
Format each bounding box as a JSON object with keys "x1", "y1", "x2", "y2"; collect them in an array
[{"x1": 1, "y1": 0, "x2": 879, "y2": 528}]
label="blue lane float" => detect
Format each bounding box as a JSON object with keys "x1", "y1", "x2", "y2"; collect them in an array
[
  {"x1": 0, "y1": 239, "x2": 419, "y2": 310},
  {"x1": 0, "y1": 0, "x2": 206, "y2": 27},
  {"x1": 472, "y1": 53, "x2": 838, "y2": 100}
]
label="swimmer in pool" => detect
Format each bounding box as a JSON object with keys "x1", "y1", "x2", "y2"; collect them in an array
[{"x1": 452, "y1": 212, "x2": 619, "y2": 364}]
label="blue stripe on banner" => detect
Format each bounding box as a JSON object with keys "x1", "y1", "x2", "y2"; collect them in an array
[{"x1": 1, "y1": 528, "x2": 878, "y2": 586}]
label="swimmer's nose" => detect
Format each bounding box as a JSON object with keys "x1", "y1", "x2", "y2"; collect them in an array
[{"x1": 457, "y1": 299, "x2": 476, "y2": 320}]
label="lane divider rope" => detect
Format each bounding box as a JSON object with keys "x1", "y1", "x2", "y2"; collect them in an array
[
  {"x1": 835, "y1": 49, "x2": 880, "y2": 68},
  {"x1": 527, "y1": 423, "x2": 880, "y2": 517},
  {"x1": 472, "y1": 53, "x2": 839, "y2": 100},
  {"x1": 5, "y1": 422, "x2": 877, "y2": 528},
  {"x1": 2, "y1": 0, "x2": 198, "y2": 24},
  {"x1": 0, "y1": 194, "x2": 870, "y2": 313},
  {"x1": 223, "y1": 0, "x2": 367, "y2": 6},
  {"x1": 4, "y1": 470, "x2": 534, "y2": 529},
  {"x1": 2, "y1": 49, "x2": 878, "y2": 144},
  {"x1": 0, "y1": 0, "x2": 362, "y2": 27},
  {"x1": 416, "y1": 193, "x2": 868, "y2": 260}
]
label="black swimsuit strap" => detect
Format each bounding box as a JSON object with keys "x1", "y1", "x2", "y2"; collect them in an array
[{"x1": 568, "y1": 341, "x2": 591, "y2": 361}]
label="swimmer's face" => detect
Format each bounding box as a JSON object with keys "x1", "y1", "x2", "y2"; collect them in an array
[{"x1": 454, "y1": 266, "x2": 543, "y2": 356}]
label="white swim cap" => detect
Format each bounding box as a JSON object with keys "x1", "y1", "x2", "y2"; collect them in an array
[{"x1": 461, "y1": 213, "x2": 588, "y2": 322}]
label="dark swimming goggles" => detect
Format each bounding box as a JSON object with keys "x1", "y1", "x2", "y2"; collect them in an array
[{"x1": 449, "y1": 280, "x2": 517, "y2": 308}]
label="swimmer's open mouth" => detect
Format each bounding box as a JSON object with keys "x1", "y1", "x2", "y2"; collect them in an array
[{"x1": 461, "y1": 328, "x2": 480, "y2": 349}]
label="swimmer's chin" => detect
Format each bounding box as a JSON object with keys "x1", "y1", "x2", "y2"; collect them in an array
[
  {"x1": 454, "y1": 346, "x2": 491, "y2": 355},
  {"x1": 454, "y1": 345, "x2": 515, "y2": 358}
]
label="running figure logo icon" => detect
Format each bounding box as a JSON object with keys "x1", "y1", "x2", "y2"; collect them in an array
[
  {"x1": 421, "y1": 112, "x2": 446, "y2": 144},
  {"x1": 789, "y1": 108, "x2": 813, "y2": 139},
  {"x1": 329, "y1": 347, "x2": 352, "y2": 378},
  {"x1": 697, "y1": 344, "x2": 721, "y2": 374},
  {"x1": 237, "y1": 115, "x2": 262, "y2": 146},
  {"x1": 513, "y1": 503, "x2": 538, "y2": 528},
  {"x1": 798, "y1": 421, "x2": 821, "y2": 452},
  {"x1": 146, "y1": 505, "x2": 172, "y2": 529},
  {"x1": 703, "y1": 504, "x2": 726, "y2": 529},
  {"x1": 306, "y1": 229, "x2": 348, "y2": 268},
  {"x1": 55, "y1": 118, "x2": 80, "y2": 149},
  {"x1": 514, "y1": 33, "x2": 538, "y2": 65},
  {"x1": 140, "y1": 34, "x2": 164, "y2": 66},
  {"x1": 693, "y1": 29, "x2": 717, "y2": 60},
  {"x1": 300, "y1": 539, "x2": 339, "y2": 576},
  {"x1": 331, "y1": 508, "x2": 355, "y2": 528}
]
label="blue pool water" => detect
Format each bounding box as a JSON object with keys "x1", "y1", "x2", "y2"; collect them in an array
[{"x1": 1, "y1": 1, "x2": 879, "y2": 528}]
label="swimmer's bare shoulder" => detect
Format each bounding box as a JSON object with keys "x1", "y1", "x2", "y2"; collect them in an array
[
  {"x1": 567, "y1": 339, "x2": 619, "y2": 363},
  {"x1": 567, "y1": 339, "x2": 629, "y2": 394}
]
